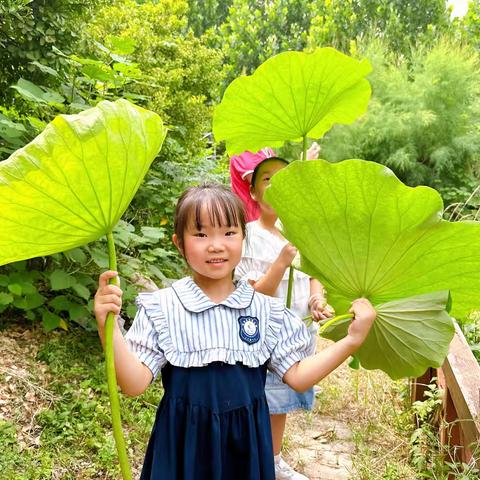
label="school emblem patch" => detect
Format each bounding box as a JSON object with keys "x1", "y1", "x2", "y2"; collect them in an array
[{"x1": 238, "y1": 316, "x2": 260, "y2": 345}]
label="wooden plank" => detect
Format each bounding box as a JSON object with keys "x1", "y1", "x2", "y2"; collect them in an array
[
  {"x1": 411, "y1": 367, "x2": 435, "y2": 403},
  {"x1": 441, "y1": 323, "x2": 480, "y2": 449}
]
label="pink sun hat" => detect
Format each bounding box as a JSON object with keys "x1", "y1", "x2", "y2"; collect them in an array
[{"x1": 230, "y1": 148, "x2": 276, "y2": 222}]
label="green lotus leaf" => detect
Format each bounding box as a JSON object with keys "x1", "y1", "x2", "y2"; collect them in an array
[
  {"x1": 265, "y1": 159, "x2": 480, "y2": 378},
  {"x1": 322, "y1": 291, "x2": 454, "y2": 380},
  {"x1": 213, "y1": 47, "x2": 372, "y2": 155},
  {"x1": 0, "y1": 99, "x2": 166, "y2": 266}
]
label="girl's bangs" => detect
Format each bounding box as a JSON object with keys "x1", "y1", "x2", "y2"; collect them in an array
[
  {"x1": 191, "y1": 192, "x2": 241, "y2": 230},
  {"x1": 174, "y1": 183, "x2": 246, "y2": 242}
]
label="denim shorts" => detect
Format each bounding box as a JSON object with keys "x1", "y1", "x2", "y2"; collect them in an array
[
  {"x1": 265, "y1": 323, "x2": 317, "y2": 414},
  {"x1": 265, "y1": 370, "x2": 314, "y2": 414}
]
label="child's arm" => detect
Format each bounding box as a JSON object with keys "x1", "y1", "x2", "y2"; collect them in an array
[
  {"x1": 94, "y1": 271, "x2": 153, "y2": 397},
  {"x1": 251, "y1": 243, "x2": 297, "y2": 296},
  {"x1": 283, "y1": 298, "x2": 375, "y2": 392}
]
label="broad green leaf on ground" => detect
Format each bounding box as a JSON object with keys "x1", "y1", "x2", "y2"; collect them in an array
[
  {"x1": 0, "y1": 99, "x2": 166, "y2": 266},
  {"x1": 265, "y1": 159, "x2": 480, "y2": 378},
  {"x1": 322, "y1": 291, "x2": 454, "y2": 379},
  {"x1": 213, "y1": 47, "x2": 372, "y2": 155}
]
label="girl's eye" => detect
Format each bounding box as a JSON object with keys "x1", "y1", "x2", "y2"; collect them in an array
[
  {"x1": 193, "y1": 232, "x2": 207, "y2": 238},
  {"x1": 263, "y1": 177, "x2": 270, "y2": 182},
  {"x1": 225, "y1": 231, "x2": 237, "y2": 236}
]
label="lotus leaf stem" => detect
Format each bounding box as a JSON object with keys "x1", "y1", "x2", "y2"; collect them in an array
[
  {"x1": 286, "y1": 135, "x2": 309, "y2": 310},
  {"x1": 318, "y1": 313, "x2": 354, "y2": 334},
  {"x1": 286, "y1": 265, "x2": 294, "y2": 308},
  {"x1": 302, "y1": 312, "x2": 354, "y2": 334},
  {"x1": 106, "y1": 232, "x2": 132, "y2": 480}
]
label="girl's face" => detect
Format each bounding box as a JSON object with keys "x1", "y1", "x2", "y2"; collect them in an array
[
  {"x1": 174, "y1": 206, "x2": 243, "y2": 283},
  {"x1": 250, "y1": 160, "x2": 287, "y2": 216}
]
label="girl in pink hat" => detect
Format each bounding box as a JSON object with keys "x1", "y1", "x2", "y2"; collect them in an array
[
  {"x1": 230, "y1": 144, "x2": 320, "y2": 223},
  {"x1": 230, "y1": 148, "x2": 276, "y2": 222},
  {"x1": 232, "y1": 144, "x2": 331, "y2": 480}
]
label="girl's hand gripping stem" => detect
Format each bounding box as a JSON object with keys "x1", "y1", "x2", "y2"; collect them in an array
[
  {"x1": 347, "y1": 298, "x2": 376, "y2": 347},
  {"x1": 93, "y1": 268, "x2": 132, "y2": 480},
  {"x1": 94, "y1": 270, "x2": 123, "y2": 335}
]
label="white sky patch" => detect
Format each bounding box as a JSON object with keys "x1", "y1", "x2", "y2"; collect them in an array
[{"x1": 447, "y1": 0, "x2": 469, "y2": 18}]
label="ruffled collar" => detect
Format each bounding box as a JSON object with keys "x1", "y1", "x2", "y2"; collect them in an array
[{"x1": 171, "y1": 277, "x2": 255, "y2": 313}]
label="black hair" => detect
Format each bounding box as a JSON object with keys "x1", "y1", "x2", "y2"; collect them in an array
[
  {"x1": 174, "y1": 183, "x2": 246, "y2": 249},
  {"x1": 250, "y1": 156, "x2": 289, "y2": 188}
]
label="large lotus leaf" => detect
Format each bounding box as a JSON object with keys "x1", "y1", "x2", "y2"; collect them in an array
[
  {"x1": 265, "y1": 159, "x2": 480, "y2": 378},
  {"x1": 213, "y1": 47, "x2": 372, "y2": 155},
  {"x1": 0, "y1": 99, "x2": 166, "y2": 266},
  {"x1": 322, "y1": 291, "x2": 454, "y2": 380}
]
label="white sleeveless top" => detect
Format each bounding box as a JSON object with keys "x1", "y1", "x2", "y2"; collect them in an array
[{"x1": 235, "y1": 220, "x2": 311, "y2": 318}]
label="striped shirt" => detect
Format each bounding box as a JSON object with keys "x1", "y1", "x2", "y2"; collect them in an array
[{"x1": 125, "y1": 277, "x2": 311, "y2": 381}]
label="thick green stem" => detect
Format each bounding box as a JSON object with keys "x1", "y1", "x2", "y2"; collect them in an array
[
  {"x1": 302, "y1": 313, "x2": 355, "y2": 334},
  {"x1": 318, "y1": 313, "x2": 353, "y2": 335},
  {"x1": 287, "y1": 135, "x2": 309, "y2": 310},
  {"x1": 105, "y1": 232, "x2": 132, "y2": 480},
  {"x1": 286, "y1": 265, "x2": 294, "y2": 308}
]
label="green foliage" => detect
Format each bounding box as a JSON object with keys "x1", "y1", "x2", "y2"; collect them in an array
[
  {"x1": 0, "y1": 0, "x2": 104, "y2": 101},
  {"x1": 460, "y1": 311, "x2": 480, "y2": 364},
  {"x1": 214, "y1": 0, "x2": 451, "y2": 87},
  {"x1": 0, "y1": 327, "x2": 163, "y2": 478},
  {"x1": 0, "y1": 219, "x2": 180, "y2": 331},
  {"x1": 1, "y1": 36, "x2": 151, "y2": 158},
  {"x1": 455, "y1": 0, "x2": 480, "y2": 50},
  {"x1": 186, "y1": 0, "x2": 232, "y2": 36},
  {"x1": 307, "y1": 0, "x2": 451, "y2": 56},
  {"x1": 219, "y1": 0, "x2": 315, "y2": 84},
  {"x1": 0, "y1": 419, "x2": 54, "y2": 479},
  {"x1": 409, "y1": 380, "x2": 446, "y2": 477},
  {"x1": 409, "y1": 379, "x2": 480, "y2": 478},
  {"x1": 320, "y1": 40, "x2": 480, "y2": 202},
  {"x1": 87, "y1": 0, "x2": 224, "y2": 162},
  {"x1": 0, "y1": 259, "x2": 90, "y2": 332}
]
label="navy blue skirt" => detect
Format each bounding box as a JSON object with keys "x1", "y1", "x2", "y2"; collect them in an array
[{"x1": 140, "y1": 362, "x2": 275, "y2": 480}]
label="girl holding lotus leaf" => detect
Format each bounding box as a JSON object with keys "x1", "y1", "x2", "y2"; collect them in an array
[{"x1": 94, "y1": 183, "x2": 375, "y2": 479}]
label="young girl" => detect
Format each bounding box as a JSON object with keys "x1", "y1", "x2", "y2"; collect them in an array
[
  {"x1": 94, "y1": 184, "x2": 376, "y2": 480},
  {"x1": 235, "y1": 157, "x2": 333, "y2": 480},
  {"x1": 230, "y1": 148, "x2": 276, "y2": 222},
  {"x1": 229, "y1": 144, "x2": 320, "y2": 223}
]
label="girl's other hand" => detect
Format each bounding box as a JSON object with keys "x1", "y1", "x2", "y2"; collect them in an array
[
  {"x1": 306, "y1": 141, "x2": 320, "y2": 160},
  {"x1": 276, "y1": 243, "x2": 298, "y2": 269},
  {"x1": 94, "y1": 271, "x2": 123, "y2": 330},
  {"x1": 347, "y1": 298, "x2": 376, "y2": 347},
  {"x1": 310, "y1": 296, "x2": 334, "y2": 321}
]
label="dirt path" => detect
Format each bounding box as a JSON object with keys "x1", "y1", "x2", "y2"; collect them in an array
[
  {"x1": 284, "y1": 412, "x2": 354, "y2": 479},
  {"x1": 282, "y1": 338, "x2": 412, "y2": 479},
  {"x1": 281, "y1": 338, "x2": 356, "y2": 479}
]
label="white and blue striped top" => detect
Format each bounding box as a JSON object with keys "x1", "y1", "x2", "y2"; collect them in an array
[{"x1": 125, "y1": 277, "x2": 312, "y2": 381}]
